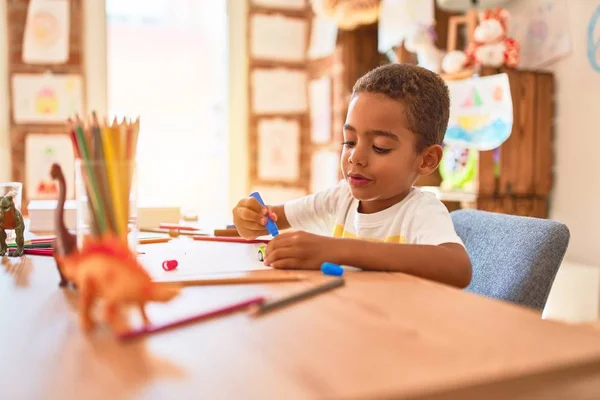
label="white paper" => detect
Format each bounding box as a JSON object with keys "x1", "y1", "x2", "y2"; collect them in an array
[
  {"x1": 445, "y1": 73, "x2": 513, "y2": 151},
  {"x1": 258, "y1": 118, "x2": 300, "y2": 181},
  {"x1": 509, "y1": 0, "x2": 571, "y2": 69},
  {"x1": 252, "y1": 68, "x2": 307, "y2": 114},
  {"x1": 250, "y1": 185, "x2": 307, "y2": 204},
  {"x1": 12, "y1": 73, "x2": 84, "y2": 123},
  {"x1": 139, "y1": 240, "x2": 271, "y2": 283},
  {"x1": 311, "y1": 150, "x2": 339, "y2": 193},
  {"x1": 251, "y1": 0, "x2": 306, "y2": 10},
  {"x1": 308, "y1": 15, "x2": 338, "y2": 60},
  {"x1": 309, "y1": 76, "x2": 332, "y2": 144},
  {"x1": 250, "y1": 13, "x2": 307, "y2": 62},
  {"x1": 378, "y1": 0, "x2": 435, "y2": 53},
  {"x1": 22, "y1": 0, "x2": 70, "y2": 64},
  {"x1": 25, "y1": 134, "x2": 75, "y2": 200}
]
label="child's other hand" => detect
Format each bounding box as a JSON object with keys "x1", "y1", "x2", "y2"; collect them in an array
[
  {"x1": 232, "y1": 197, "x2": 278, "y2": 239},
  {"x1": 264, "y1": 231, "x2": 334, "y2": 269}
]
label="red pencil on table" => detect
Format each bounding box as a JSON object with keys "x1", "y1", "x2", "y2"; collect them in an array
[
  {"x1": 9, "y1": 248, "x2": 53, "y2": 256},
  {"x1": 192, "y1": 236, "x2": 270, "y2": 244},
  {"x1": 118, "y1": 295, "x2": 265, "y2": 341}
]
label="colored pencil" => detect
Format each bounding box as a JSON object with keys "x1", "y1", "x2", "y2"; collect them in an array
[
  {"x1": 8, "y1": 248, "x2": 53, "y2": 256},
  {"x1": 118, "y1": 295, "x2": 266, "y2": 341},
  {"x1": 68, "y1": 113, "x2": 140, "y2": 243},
  {"x1": 192, "y1": 236, "x2": 271, "y2": 244},
  {"x1": 138, "y1": 237, "x2": 171, "y2": 245},
  {"x1": 154, "y1": 272, "x2": 305, "y2": 286},
  {"x1": 250, "y1": 278, "x2": 345, "y2": 316}
]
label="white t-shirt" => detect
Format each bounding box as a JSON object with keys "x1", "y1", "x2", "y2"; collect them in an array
[{"x1": 284, "y1": 180, "x2": 464, "y2": 246}]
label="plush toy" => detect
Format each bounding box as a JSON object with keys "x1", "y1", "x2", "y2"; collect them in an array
[
  {"x1": 404, "y1": 24, "x2": 446, "y2": 73},
  {"x1": 441, "y1": 50, "x2": 471, "y2": 75},
  {"x1": 465, "y1": 7, "x2": 520, "y2": 68}
]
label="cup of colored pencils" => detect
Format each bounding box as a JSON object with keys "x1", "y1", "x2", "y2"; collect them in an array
[{"x1": 69, "y1": 113, "x2": 140, "y2": 250}]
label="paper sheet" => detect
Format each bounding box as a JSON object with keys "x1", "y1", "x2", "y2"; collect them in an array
[
  {"x1": 444, "y1": 73, "x2": 513, "y2": 151},
  {"x1": 258, "y1": 118, "x2": 300, "y2": 181},
  {"x1": 311, "y1": 150, "x2": 340, "y2": 193},
  {"x1": 378, "y1": 0, "x2": 435, "y2": 53},
  {"x1": 509, "y1": 0, "x2": 571, "y2": 69},
  {"x1": 251, "y1": 0, "x2": 306, "y2": 9},
  {"x1": 308, "y1": 15, "x2": 338, "y2": 60},
  {"x1": 309, "y1": 76, "x2": 332, "y2": 144},
  {"x1": 251, "y1": 68, "x2": 307, "y2": 114},
  {"x1": 139, "y1": 240, "x2": 271, "y2": 283},
  {"x1": 250, "y1": 13, "x2": 307, "y2": 62},
  {"x1": 25, "y1": 134, "x2": 75, "y2": 200},
  {"x1": 22, "y1": 0, "x2": 69, "y2": 64},
  {"x1": 12, "y1": 73, "x2": 84, "y2": 123}
]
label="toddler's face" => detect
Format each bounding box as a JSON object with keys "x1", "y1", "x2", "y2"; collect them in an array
[{"x1": 341, "y1": 92, "x2": 428, "y2": 213}]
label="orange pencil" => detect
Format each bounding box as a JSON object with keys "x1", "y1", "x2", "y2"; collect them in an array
[{"x1": 138, "y1": 237, "x2": 172, "y2": 245}]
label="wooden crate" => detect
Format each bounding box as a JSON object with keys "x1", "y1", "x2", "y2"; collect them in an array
[{"x1": 476, "y1": 67, "x2": 554, "y2": 218}]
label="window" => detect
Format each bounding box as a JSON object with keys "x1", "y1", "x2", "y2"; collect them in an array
[{"x1": 106, "y1": 0, "x2": 229, "y2": 220}]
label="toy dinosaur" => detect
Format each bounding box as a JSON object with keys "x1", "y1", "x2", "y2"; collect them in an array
[
  {"x1": 0, "y1": 190, "x2": 25, "y2": 257},
  {"x1": 50, "y1": 163, "x2": 180, "y2": 333}
]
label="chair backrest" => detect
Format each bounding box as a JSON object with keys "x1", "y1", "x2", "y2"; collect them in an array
[{"x1": 450, "y1": 209, "x2": 570, "y2": 311}]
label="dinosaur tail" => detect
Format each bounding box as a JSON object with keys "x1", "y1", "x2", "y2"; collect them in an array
[
  {"x1": 50, "y1": 163, "x2": 69, "y2": 239},
  {"x1": 149, "y1": 284, "x2": 180, "y2": 302}
]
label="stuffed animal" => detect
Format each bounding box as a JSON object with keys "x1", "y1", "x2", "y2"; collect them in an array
[
  {"x1": 404, "y1": 24, "x2": 446, "y2": 73},
  {"x1": 465, "y1": 7, "x2": 520, "y2": 68}
]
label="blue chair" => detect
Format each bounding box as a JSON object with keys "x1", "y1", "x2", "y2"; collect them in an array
[{"x1": 450, "y1": 209, "x2": 570, "y2": 311}]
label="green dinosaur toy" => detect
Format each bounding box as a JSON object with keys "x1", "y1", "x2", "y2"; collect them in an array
[{"x1": 0, "y1": 191, "x2": 25, "y2": 257}]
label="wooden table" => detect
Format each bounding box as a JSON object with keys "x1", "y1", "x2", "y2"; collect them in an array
[{"x1": 3, "y1": 237, "x2": 600, "y2": 399}]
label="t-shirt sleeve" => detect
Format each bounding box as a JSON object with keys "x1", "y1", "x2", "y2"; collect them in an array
[
  {"x1": 283, "y1": 180, "x2": 346, "y2": 235},
  {"x1": 411, "y1": 194, "x2": 465, "y2": 247}
]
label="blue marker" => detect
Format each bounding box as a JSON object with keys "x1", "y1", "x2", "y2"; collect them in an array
[
  {"x1": 250, "y1": 192, "x2": 279, "y2": 237},
  {"x1": 321, "y1": 262, "x2": 344, "y2": 276}
]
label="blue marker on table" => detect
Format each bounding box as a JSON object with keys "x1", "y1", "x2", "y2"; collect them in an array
[
  {"x1": 250, "y1": 192, "x2": 279, "y2": 237},
  {"x1": 321, "y1": 262, "x2": 344, "y2": 276}
]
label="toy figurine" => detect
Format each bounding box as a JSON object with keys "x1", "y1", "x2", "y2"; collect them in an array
[
  {"x1": 0, "y1": 190, "x2": 25, "y2": 257},
  {"x1": 50, "y1": 163, "x2": 180, "y2": 333}
]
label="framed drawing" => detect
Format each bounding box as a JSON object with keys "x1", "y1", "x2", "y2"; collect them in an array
[
  {"x1": 250, "y1": 13, "x2": 307, "y2": 62},
  {"x1": 257, "y1": 118, "x2": 301, "y2": 182},
  {"x1": 25, "y1": 133, "x2": 75, "y2": 200},
  {"x1": 11, "y1": 73, "x2": 84, "y2": 123}
]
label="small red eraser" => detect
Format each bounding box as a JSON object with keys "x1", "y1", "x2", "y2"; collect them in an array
[{"x1": 162, "y1": 259, "x2": 178, "y2": 271}]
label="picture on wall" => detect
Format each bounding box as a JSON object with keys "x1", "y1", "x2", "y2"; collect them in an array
[
  {"x1": 444, "y1": 73, "x2": 513, "y2": 151},
  {"x1": 22, "y1": 0, "x2": 70, "y2": 64},
  {"x1": 250, "y1": 13, "x2": 307, "y2": 62},
  {"x1": 509, "y1": 0, "x2": 571, "y2": 69},
  {"x1": 257, "y1": 118, "x2": 300, "y2": 182},
  {"x1": 309, "y1": 76, "x2": 332, "y2": 144},
  {"x1": 251, "y1": 68, "x2": 308, "y2": 114},
  {"x1": 25, "y1": 134, "x2": 75, "y2": 200},
  {"x1": 12, "y1": 73, "x2": 84, "y2": 123}
]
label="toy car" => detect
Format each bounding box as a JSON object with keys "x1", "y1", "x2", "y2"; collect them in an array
[{"x1": 257, "y1": 245, "x2": 266, "y2": 262}]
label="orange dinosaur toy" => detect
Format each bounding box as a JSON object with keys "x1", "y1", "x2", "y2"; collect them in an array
[{"x1": 50, "y1": 163, "x2": 180, "y2": 333}]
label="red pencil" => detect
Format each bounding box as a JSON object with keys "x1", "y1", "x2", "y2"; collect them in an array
[
  {"x1": 118, "y1": 295, "x2": 265, "y2": 341},
  {"x1": 9, "y1": 248, "x2": 54, "y2": 256},
  {"x1": 192, "y1": 236, "x2": 270, "y2": 244},
  {"x1": 159, "y1": 223, "x2": 199, "y2": 231}
]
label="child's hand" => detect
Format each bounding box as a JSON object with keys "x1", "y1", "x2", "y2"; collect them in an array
[
  {"x1": 264, "y1": 230, "x2": 335, "y2": 269},
  {"x1": 232, "y1": 197, "x2": 278, "y2": 239}
]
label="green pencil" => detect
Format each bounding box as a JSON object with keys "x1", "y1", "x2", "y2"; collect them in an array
[
  {"x1": 75, "y1": 124, "x2": 108, "y2": 234},
  {"x1": 251, "y1": 278, "x2": 345, "y2": 316}
]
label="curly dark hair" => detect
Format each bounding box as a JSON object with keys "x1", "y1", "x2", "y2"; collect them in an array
[{"x1": 352, "y1": 63, "x2": 450, "y2": 152}]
